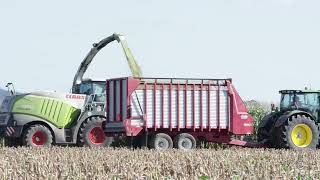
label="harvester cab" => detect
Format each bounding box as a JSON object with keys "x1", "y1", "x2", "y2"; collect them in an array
[
  {"x1": 77, "y1": 79, "x2": 106, "y2": 112},
  {"x1": 258, "y1": 89, "x2": 320, "y2": 150}
]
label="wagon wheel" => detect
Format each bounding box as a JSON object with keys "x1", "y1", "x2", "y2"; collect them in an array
[
  {"x1": 149, "y1": 133, "x2": 173, "y2": 150},
  {"x1": 174, "y1": 133, "x2": 196, "y2": 150}
]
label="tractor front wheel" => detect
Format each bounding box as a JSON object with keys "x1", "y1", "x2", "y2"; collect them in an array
[{"x1": 278, "y1": 115, "x2": 319, "y2": 150}]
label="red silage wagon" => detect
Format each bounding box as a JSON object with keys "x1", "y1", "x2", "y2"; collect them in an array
[{"x1": 104, "y1": 77, "x2": 254, "y2": 150}]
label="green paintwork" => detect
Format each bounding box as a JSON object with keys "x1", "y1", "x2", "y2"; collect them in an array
[
  {"x1": 118, "y1": 35, "x2": 142, "y2": 77},
  {"x1": 286, "y1": 110, "x2": 315, "y2": 119},
  {"x1": 11, "y1": 95, "x2": 80, "y2": 128}
]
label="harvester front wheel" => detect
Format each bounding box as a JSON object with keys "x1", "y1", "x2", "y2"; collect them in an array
[
  {"x1": 23, "y1": 125, "x2": 53, "y2": 147},
  {"x1": 279, "y1": 115, "x2": 319, "y2": 150},
  {"x1": 174, "y1": 133, "x2": 196, "y2": 150},
  {"x1": 149, "y1": 133, "x2": 173, "y2": 150},
  {"x1": 78, "y1": 116, "x2": 113, "y2": 147}
]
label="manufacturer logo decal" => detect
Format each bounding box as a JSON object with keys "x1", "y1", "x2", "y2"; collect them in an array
[
  {"x1": 17, "y1": 104, "x2": 33, "y2": 111},
  {"x1": 65, "y1": 94, "x2": 86, "y2": 100}
]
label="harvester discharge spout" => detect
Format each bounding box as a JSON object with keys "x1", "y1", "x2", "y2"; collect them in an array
[{"x1": 72, "y1": 33, "x2": 142, "y2": 94}]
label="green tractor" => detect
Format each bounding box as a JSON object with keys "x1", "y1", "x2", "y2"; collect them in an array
[{"x1": 258, "y1": 90, "x2": 320, "y2": 150}]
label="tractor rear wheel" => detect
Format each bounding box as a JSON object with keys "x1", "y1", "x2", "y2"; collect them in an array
[
  {"x1": 278, "y1": 115, "x2": 319, "y2": 150},
  {"x1": 23, "y1": 125, "x2": 53, "y2": 147},
  {"x1": 173, "y1": 133, "x2": 196, "y2": 150},
  {"x1": 78, "y1": 116, "x2": 113, "y2": 147},
  {"x1": 149, "y1": 133, "x2": 173, "y2": 150}
]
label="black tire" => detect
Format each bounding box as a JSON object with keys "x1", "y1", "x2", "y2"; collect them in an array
[
  {"x1": 149, "y1": 133, "x2": 173, "y2": 150},
  {"x1": 173, "y1": 133, "x2": 196, "y2": 150},
  {"x1": 257, "y1": 113, "x2": 276, "y2": 146},
  {"x1": 277, "y1": 115, "x2": 319, "y2": 150},
  {"x1": 23, "y1": 125, "x2": 53, "y2": 147},
  {"x1": 78, "y1": 116, "x2": 113, "y2": 147},
  {"x1": 257, "y1": 128, "x2": 269, "y2": 143},
  {"x1": 269, "y1": 126, "x2": 282, "y2": 148}
]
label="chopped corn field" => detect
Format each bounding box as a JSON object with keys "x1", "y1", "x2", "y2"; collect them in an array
[{"x1": 0, "y1": 147, "x2": 319, "y2": 179}]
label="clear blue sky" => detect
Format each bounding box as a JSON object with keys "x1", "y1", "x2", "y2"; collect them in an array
[{"x1": 1, "y1": 0, "x2": 319, "y2": 102}]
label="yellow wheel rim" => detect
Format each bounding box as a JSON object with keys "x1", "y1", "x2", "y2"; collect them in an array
[{"x1": 291, "y1": 124, "x2": 313, "y2": 147}]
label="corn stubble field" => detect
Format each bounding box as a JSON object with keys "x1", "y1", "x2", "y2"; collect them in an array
[
  {"x1": 0, "y1": 147, "x2": 319, "y2": 179},
  {"x1": 0, "y1": 103, "x2": 318, "y2": 179}
]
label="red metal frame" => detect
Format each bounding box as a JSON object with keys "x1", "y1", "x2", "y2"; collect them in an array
[
  {"x1": 144, "y1": 83, "x2": 148, "y2": 131},
  {"x1": 169, "y1": 81, "x2": 172, "y2": 131},
  {"x1": 161, "y1": 83, "x2": 164, "y2": 129},
  {"x1": 106, "y1": 81, "x2": 110, "y2": 123},
  {"x1": 154, "y1": 81, "x2": 157, "y2": 131},
  {"x1": 192, "y1": 84, "x2": 195, "y2": 131},
  {"x1": 125, "y1": 77, "x2": 142, "y2": 136},
  {"x1": 226, "y1": 81, "x2": 254, "y2": 134},
  {"x1": 200, "y1": 82, "x2": 203, "y2": 132},
  {"x1": 185, "y1": 82, "x2": 188, "y2": 129},
  {"x1": 113, "y1": 81, "x2": 117, "y2": 122},
  {"x1": 208, "y1": 83, "x2": 211, "y2": 132},
  {"x1": 177, "y1": 83, "x2": 180, "y2": 131},
  {"x1": 119, "y1": 80, "x2": 123, "y2": 121},
  {"x1": 218, "y1": 84, "x2": 220, "y2": 132}
]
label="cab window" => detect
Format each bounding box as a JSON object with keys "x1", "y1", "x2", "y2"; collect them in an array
[
  {"x1": 79, "y1": 83, "x2": 92, "y2": 95},
  {"x1": 92, "y1": 83, "x2": 105, "y2": 94}
]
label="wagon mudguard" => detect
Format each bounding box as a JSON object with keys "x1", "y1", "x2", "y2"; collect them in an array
[{"x1": 274, "y1": 110, "x2": 315, "y2": 127}]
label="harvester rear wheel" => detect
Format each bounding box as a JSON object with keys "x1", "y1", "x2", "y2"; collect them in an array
[
  {"x1": 149, "y1": 133, "x2": 173, "y2": 150},
  {"x1": 23, "y1": 125, "x2": 53, "y2": 147},
  {"x1": 78, "y1": 116, "x2": 113, "y2": 147},
  {"x1": 278, "y1": 115, "x2": 319, "y2": 150},
  {"x1": 174, "y1": 133, "x2": 196, "y2": 150}
]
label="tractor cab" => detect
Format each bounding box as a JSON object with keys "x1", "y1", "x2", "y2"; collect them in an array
[{"x1": 279, "y1": 90, "x2": 320, "y2": 119}]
